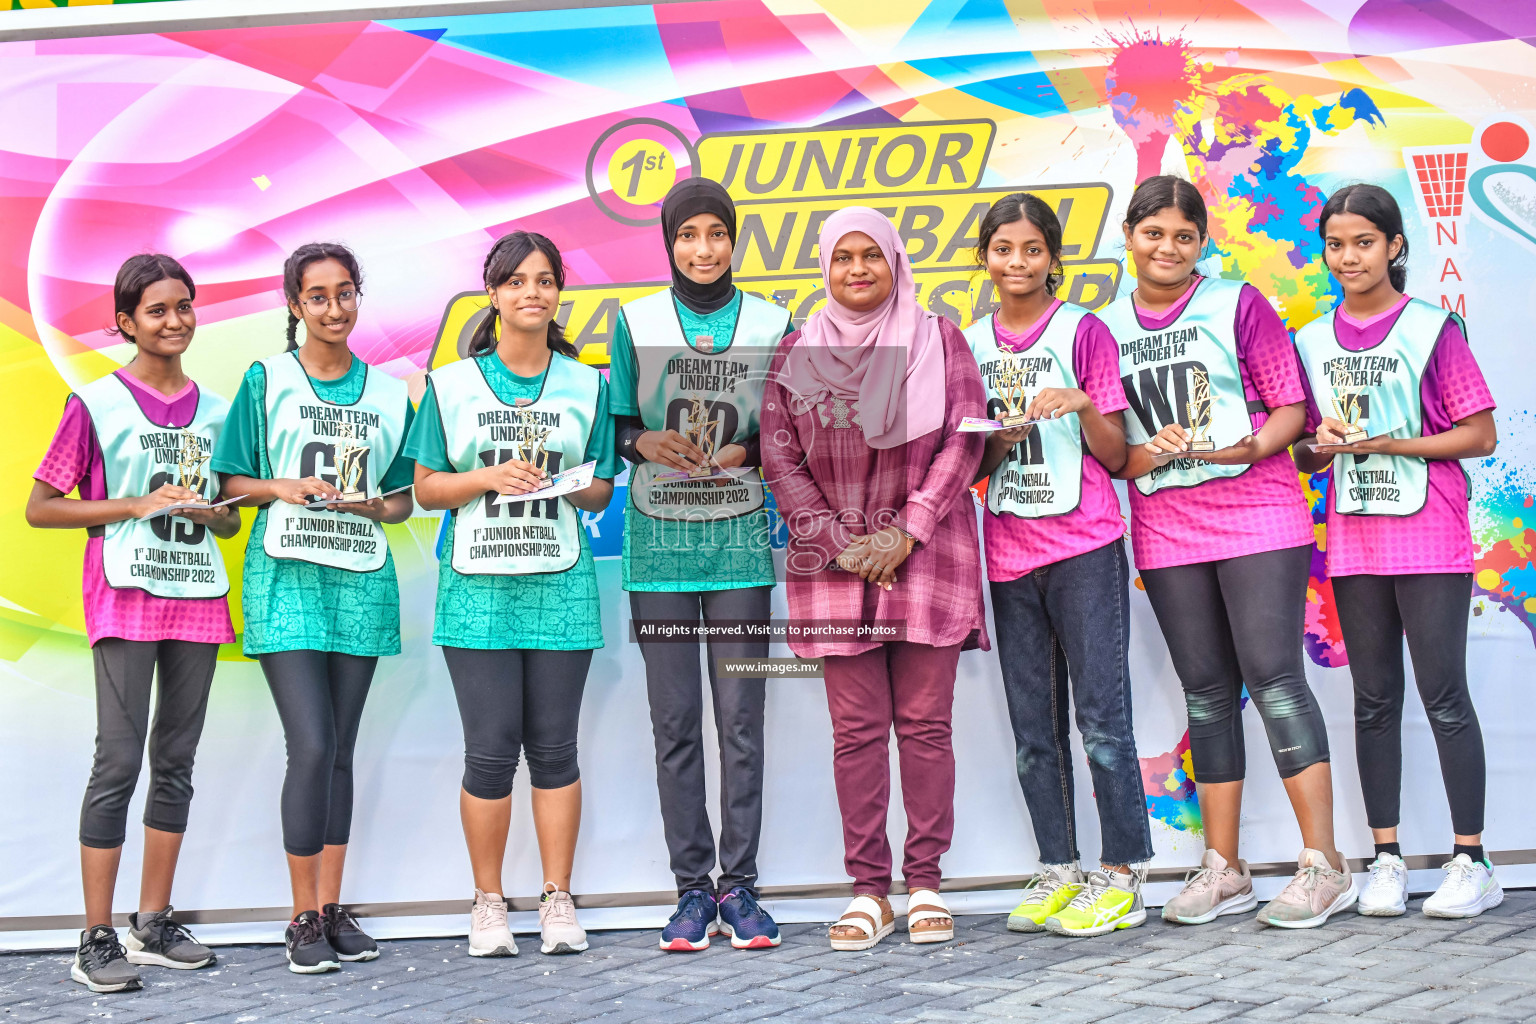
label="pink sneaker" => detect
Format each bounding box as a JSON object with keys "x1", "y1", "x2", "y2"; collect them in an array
[
  {"x1": 1258, "y1": 849, "x2": 1357, "y2": 929},
  {"x1": 1161, "y1": 849, "x2": 1258, "y2": 925}
]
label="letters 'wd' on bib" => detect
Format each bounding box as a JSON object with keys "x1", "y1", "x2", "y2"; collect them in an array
[
  {"x1": 1102, "y1": 278, "x2": 1255, "y2": 496},
  {"x1": 1296, "y1": 298, "x2": 1451, "y2": 516},
  {"x1": 261, "y1": 352, "x2": 407, "y2": 572},
  {"x1": 623, "y1": 288, "x2": 788, "y2": 522},
  {"x1": 75, "y1": 374, "x2": 231, "y2": 599},
  {"x1": 964, "y1": 306, "x2": 1090, "y2": 519},
  {"x1": 432, "y1": 353, "x2": 600, "y2": 575}
]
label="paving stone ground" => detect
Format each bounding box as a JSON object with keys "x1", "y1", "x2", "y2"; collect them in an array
[{"x1": 3, "y1": 891, "x2": 1535, "y2": 1024}]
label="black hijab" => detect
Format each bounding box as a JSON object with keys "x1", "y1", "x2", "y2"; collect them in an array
[{"x1": 661, "y1": 177, "x2": 737, "y2": 315}]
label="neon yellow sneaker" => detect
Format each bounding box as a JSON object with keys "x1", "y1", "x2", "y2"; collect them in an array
[
  {"x1": 1045, "y1": 868, "x2": 1147, "y2": 936},
  {"x1": 1007, "y1": 864, "x2": 1083, "y2": 933}
]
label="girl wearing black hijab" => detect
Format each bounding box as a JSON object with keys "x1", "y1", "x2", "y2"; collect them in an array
[{"x1": 610, "y1": 177, "x2": 791, "y2": 951}]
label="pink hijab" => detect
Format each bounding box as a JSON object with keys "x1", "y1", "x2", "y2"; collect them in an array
[{"x1": 783, "y1": 207, "x2": 946, "y2": 449}]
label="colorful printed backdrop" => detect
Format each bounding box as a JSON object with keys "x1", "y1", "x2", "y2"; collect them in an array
[
  {"x1": 3, "y1": 1, "x2": 1535, "y2": 938},
  {"x1": 4, "y1": 1, "x2": 171, "y2": 9}
]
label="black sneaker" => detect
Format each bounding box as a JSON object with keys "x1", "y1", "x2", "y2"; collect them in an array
[
  {"x1": 285, "y1": 910, "x2": 340, "y2": 974},
  {"x1": 321, "y1": 903, "x2": 379, "y2": 961},
  {"x1": 72, "y1": 925, "x2": 142, "y2": 993},
  {"x1": 126, "y1": 906, "x2": 215, "y2": 969}
]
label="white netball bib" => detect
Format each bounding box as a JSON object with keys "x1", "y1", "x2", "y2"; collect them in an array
[
  {"x1": 1101, "y1": 278, "x2": 1256, "y2": 496},
  {"x1": 260, "y1": 352, "x2": 407, "y2": 572},
  {"x1": 431, "y1": 353, "x2": 599, "y2": 575},
  {"x1": 75, "y1": 374, "x2": 230, "y2": 599},
  {"x1": 1296, "y1": 299, "x2": 1448, "y2": 516},
  {"x1": 964, "y1": 305, "x2": 1089, "y2": 519},
  {"x1": 623, "y1": 288, "x2": 787, "y2": 521}
]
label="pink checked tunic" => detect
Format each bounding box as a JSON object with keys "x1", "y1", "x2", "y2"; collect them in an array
[{"x1": 761, "y1": 317, "x2": 990, "y2": 658}]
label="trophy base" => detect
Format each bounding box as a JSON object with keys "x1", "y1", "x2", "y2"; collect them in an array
[
  {"x1": 1000, "y1": 414, "x2": 1031, "y2": 428},
  {"x1": 1340, "y1": 428, "x2": 1367, "y2": 444},
  {"x1": 1187, "y1": 439, "x2": 1216, "y2": 453},
  {"x1": 687, "y1": 465, "x2": 714, "y2": 479},
  {"x1": 339, "y1": 490, "x2": 367, "y2": 503}
]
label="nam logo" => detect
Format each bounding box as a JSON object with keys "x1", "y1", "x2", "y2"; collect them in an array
[{"x1": 427, "y1": 119, "x2": 1120, "y2": 372}]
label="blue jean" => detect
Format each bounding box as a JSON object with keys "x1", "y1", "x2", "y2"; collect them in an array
[{"x1": 990, "y1": 538, "x2": 1153, "y2": 867}]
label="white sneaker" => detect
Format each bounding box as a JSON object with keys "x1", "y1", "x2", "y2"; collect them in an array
[
  {"x1": 468, "y1": 888, "x2": 519, "y2": 957},
  {"x1": 1423, "y1": 854, "x2": 1503, "y2": 919},
  {"x1": 539, "y1": 882, "x2": 588, "y2": 955},
  {"x1": 1357, "y1": 852, "x2": 1408, "y2": 916}
]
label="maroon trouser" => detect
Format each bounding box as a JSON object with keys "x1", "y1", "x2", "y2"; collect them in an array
[{"x1": 822, "y1": 641, "x2": 961, "y2": 894}]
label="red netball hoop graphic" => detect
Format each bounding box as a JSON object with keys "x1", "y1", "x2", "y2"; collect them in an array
[{"x1": 1406, "y1": 145, "x2": 1468, "y2": 218}]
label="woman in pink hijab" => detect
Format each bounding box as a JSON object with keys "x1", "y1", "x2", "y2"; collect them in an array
[{"x1": 761, "y1": 207, "x2": 988, "y2": 950}]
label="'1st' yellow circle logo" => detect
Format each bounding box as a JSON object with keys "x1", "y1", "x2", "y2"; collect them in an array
[{"x1": 606, "y1": 139, "x2": 673, "y2": 206}]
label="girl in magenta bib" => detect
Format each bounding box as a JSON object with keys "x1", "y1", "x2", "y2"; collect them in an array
[
  {"x1": 966, "y1": 194, "x2": 1153, "y2": 936},
  {"x1": 1294, "y1": 184, "x2": 1499, "y2": 919},
  {"x1": 28, "y1": 255, "x2": 237, "y2": 992},
  {"x1": 1108, "y1": 176, "x2": 1352, "y2": 929}
]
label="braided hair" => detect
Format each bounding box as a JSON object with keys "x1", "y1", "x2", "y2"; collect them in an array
[{"x1": 283, "y1": 242, "x2": 363, "y2": 351}]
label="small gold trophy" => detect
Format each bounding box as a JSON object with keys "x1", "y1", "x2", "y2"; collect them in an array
[
  {"x1": 1186, "y1": 366, "x2": 1217, "y2": 453},
  {"x1": 514, "y1": 416, "x2": 552, "y2": 476},
  {"x1": 1327, "y1": 359, "x2": 1368, "y2": 444},
  {"x1": 175, "y1": 429, "x2": 211, "y2": 502},
  {"x1": 682, "y1": 396, "x2": 720, "y2": 478},
  {"x1": 996, "y1": 359, "x2": 1032, "y2": 427},
  {"x1": 332, "y1": 422, "x2": 369, "y2": 502}
]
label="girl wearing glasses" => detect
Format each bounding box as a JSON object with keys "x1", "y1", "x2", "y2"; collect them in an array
[{"x1": 212, "y1": 243, "x2": 416, "y2": 974}]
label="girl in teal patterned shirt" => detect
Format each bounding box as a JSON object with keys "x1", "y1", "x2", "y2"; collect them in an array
[
  {"x1": 407, "y1": 231, "x2": 618, "y2": 960},
  {"x1": 213, "y1": 243, "x2": 415, "y2": 974}
]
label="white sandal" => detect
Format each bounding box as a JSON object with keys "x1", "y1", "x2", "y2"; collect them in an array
[
  {"x1": 905, "y1": 888, "x2": 954, "y2": 944},
  {"x1": 829, "y1": 894, "x2": 895, "y2": 951}
]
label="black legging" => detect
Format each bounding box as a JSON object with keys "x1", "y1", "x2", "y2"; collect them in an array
[
  {"x1": 258, "y1": 650, "x2": 378, "y2": 857},
  {"x1": 1333, "y1": 572, "x2": 1484, "y2": 836},
  {"x1": 1141, "y1": 544, "x2": 1330, "y2": 784},
  {"x1": 441, "y1": 647, "x2": 591, "y2": 799}
]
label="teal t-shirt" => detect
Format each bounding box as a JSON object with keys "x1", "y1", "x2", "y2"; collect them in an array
[
  {"x1": 404, "y1": 351, "x2": 621, "y2": 651},
  {"x1": 210, "y1": 355, "x2": 416, "y2": 657},
  {"x1": 610, "y1": 289, "x2": 781, "y2": 593}
]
